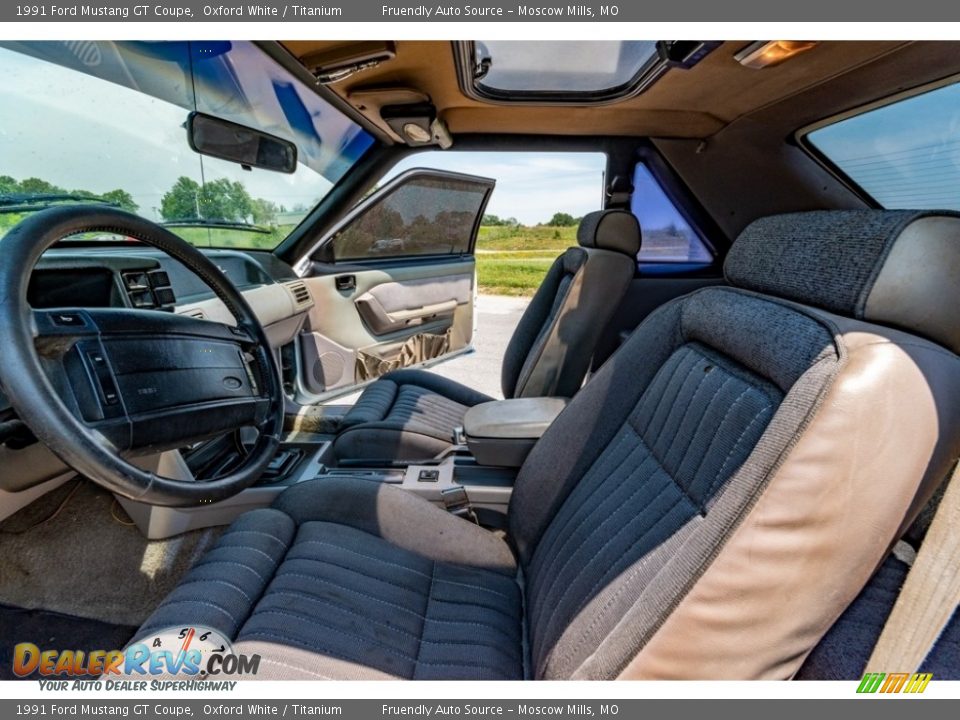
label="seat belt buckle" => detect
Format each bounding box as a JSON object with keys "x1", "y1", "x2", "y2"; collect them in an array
[
  {"x1": 452, "y1": 425, "x2": 467, "y2": 446},
  {"x1": 441, "y1": 485, "x2": 478, "y2": 524}
]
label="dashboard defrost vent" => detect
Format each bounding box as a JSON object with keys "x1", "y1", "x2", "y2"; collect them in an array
[
  {"x1": 286, "y1": 281, "x2": 313, "y2": 310},
  {"x1": 184, "y1": 309, "x2": 207, "y2": 320}
]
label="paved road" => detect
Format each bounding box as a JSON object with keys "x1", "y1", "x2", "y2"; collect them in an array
[
  {"x1": 427, "y1": 294, "x2": 529, "y2": 399},
  {"x1": 334, "y1": 294, "x2": 529, "y2": 405}
]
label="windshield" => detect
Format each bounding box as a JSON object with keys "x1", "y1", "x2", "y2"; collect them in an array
[{"x1": 0, "y1": 41, "x2": 375, "y2": 249}]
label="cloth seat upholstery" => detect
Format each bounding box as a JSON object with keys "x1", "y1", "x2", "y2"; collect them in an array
[{"x1": 138, "y1": 209, "x2": 960, "y2": 679}]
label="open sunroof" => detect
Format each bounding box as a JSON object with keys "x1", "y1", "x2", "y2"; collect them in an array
[{"x1": 455, "y1": 41, "x2": 720, "y2": 104}]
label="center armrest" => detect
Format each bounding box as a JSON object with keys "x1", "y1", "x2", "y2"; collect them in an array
[{"x1": 462, "y1": 397, "x2": 568, "y2": 467}]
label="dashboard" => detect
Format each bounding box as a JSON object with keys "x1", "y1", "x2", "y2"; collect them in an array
[
  {"x1": 28, "y1": 247, "x2": 314, "y2": 327},
  {"x1": 1, "y1": 245, "x2": 315, "y2": 423},
  {"x1": 29, "y1": 247, "x2": 287, "y2": 308}
]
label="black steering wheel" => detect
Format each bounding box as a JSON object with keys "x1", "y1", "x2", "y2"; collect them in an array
[{"x1": 0, "y1": 206, "x2": 284, "y2": 506}]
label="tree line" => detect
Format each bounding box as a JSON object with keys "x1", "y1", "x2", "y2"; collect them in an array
[
  {"x1": 483, "y1": 212, "x2": 583, "y2": 227},
  {"x1": 159, "y1": 176, "x2": 281, "y2": 225},
  {"x1": 1, "y1": 174, "x2": 282, "y2": 226},
  {"x1": 0, "y1": 175, "x2": 138, "y2": 212}
]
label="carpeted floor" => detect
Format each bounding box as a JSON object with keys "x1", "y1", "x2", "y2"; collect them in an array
[
  {"x1": 0, "y1": 603, "x2": 137, "y2": 680},
  {"x1": 0, "y1": 479, "x2": 222, "y2": 627}
]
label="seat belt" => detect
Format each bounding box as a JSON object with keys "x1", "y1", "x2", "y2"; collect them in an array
[{"x1": 865, "y1": 460, "x2": 960, "y2": 673}]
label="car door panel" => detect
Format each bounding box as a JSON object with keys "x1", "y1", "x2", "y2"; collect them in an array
[
  {"x1": 299, "y1": 259, "x2": 476, "y2": 396},
  {"x1": 294, "y1": 169, "x2": 492, "y2": 400}
]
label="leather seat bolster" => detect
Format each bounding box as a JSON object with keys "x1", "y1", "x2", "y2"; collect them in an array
[
  {"x1": 274, "y1": 478, "x2": 518, "y2": 575},
  {"x1": 616, "y1": 315, "x2": 960, "y2": 679}
]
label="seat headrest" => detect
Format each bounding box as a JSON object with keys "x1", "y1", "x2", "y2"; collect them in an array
[
  {"x1": 726, "y1": 209, "x2": 960, "y2": 354},
  {"x1": 577, "y1": 210, "x2": 641, "y2": 257}
]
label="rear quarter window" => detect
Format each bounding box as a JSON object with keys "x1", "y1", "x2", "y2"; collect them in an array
[
  {"x1": 630, "y1": 164, "x2": 712, "y2": 263},
  {"x1": 806, "y1": 81, "x2": 960, "y2": 210}
]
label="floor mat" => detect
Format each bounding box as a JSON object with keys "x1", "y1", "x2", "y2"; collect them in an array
[
  {"x1": 0, "y1": 479, "x2": 222, "y2": 627},
  {"x1": 0, "y1": 603, "x2": 137, "y2": 680}
]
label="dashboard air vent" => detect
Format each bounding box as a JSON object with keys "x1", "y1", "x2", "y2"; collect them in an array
[
  {"x1": 121, "y1": 269, "x2": 176, "y2": 311},
  {"x1": 286, "y1": 280, "x2": 313, "y2": 310}
]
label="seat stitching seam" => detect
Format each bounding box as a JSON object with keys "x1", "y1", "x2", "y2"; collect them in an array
[
  {"x1": 281, "y1": 555, "x2": 519, "y2": 621},
  {"x1": 647, "y1": 350, "x2": 709, "y2": 451},
  {"x1": 260, "y1": 590, "x2": 520, "y2": 654},
  {"x1": 670, "y1": 375, "x2": 736, "y2": 488},
  {"x1": 242, "y1": 630, "x2": 515, "y2": 677},
  {"x1": 294, "y1": 539, "x2": 515, "y2": 600},
  {"x1": 535, "y1": 467, "x2": 678, "y2": 655},
  {"x1": 267, "y1": 579, "x2": 521, "y2": 642},
  {"x1": 413, "y1": 562, "x2": 435, "y2": 680},
  {"x1": 637, "y1": 348, "x2": 698, "y2": 441},
  {"x1": 708, "y1": 404, "x2": 775, "y2": 496},
  {"x1": 174, "y1": 578, "x2": 254, "y2": 602},
  {"x1": 156, "y1": 598, "x2": 236, "y2": 622},
  {"x1": 246, "y1": 612, "x2": 420, "y2": 665},
  {"x1": 684, "y1": 386, "x2": 758, "y2": 491},
  {"x1": 551, "y1": 497, "x2": 694, "y2": 671},
  {"x1": 191, "y1": 559, "x2": 267, "y2": 583},
  {"x1": 222, "y1": 529, "x2": 289, "y2": 548},
  {"x1": 214, "y1": 544, "x2": 278, "y2": 564},
  {"x1": 528, "y1": 430, "x2": 639, "y2": 587},
  {"x1": 540, "y1": 494, "x2": 687, "y2": 672},
  {"x1": 530, "y1": 441, "x2": 652, "y2": 594}
]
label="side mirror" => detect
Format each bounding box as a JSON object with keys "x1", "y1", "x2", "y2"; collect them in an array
[{"x1": 187, "y1": 112, "x2": 297, "y2": 174}]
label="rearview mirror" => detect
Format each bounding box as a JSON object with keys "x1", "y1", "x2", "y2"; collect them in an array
[{"x1": 187, "y1": 112, "x2": 297, "y2": 174}]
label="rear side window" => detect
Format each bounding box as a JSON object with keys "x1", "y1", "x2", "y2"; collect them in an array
[
  {"x1": 333, "y1": 176, "x2": 489, "y2": 261},
  {"x1": 630, "y1": 164, "x2": 712, "y2": 263},
  {"x1": 807, "y1": 81, "x2": 960, "y2": 210}
]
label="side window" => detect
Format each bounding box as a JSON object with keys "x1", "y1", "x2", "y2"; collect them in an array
[
  {"x1": 332, "y1": 175, "x2": 491, "y2": 261},
  {"x1": 381, "y1": 151, "x2": 606, "y2": 295},
  {"x1": 631, "y1": 164, "x2": 712, "y2": 263}
]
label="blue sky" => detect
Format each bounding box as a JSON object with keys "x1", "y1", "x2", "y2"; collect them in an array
[{"x1": 809, "y1": 82, "x2": 960, "y2": 210}]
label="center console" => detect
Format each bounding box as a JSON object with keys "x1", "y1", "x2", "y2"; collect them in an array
[{"x1": 119, "y1": 397, "x2": 567, "y2": 539}]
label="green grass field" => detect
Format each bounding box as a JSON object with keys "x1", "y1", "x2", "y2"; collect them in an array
[{"x1": 476, "y1": 225, "x2": 574, "y2": 295}]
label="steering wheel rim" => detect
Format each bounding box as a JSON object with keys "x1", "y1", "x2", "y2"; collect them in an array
[{"x1": 0, "y1": 205, "x2": 284, "y2": 506}]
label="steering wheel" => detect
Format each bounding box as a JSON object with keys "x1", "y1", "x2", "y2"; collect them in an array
[{"x1": 0, "y1": 206, "x2": 284, "y2": 507}]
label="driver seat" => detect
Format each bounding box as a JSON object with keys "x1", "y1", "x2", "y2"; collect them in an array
[{"x1": 136, "y1": 210, "x2": 960, "y2": 679}]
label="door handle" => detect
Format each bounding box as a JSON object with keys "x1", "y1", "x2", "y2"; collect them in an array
[{"x1": 335, "y1": 275, "x2": 356, "y2": 291}]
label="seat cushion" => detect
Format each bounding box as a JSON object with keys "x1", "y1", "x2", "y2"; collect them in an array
[
  {"x1": 334, "y1": 369, "x2": 494, "y2": 462},
  {"x1": 135, "y1": 479, "x2": 523, "y2": 680}
]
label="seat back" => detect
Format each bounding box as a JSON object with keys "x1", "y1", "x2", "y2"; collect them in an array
[
  {"x1": 500, "y1": 210, "x2": 640, "y2": 399},
  {"x1": 509, "y1": 210, "x2": 960, "y2": 679}
]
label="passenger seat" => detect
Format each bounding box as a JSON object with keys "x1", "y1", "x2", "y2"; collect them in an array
[{"x1": 333, "y1": 209, "x2": 642, "y2": 462}]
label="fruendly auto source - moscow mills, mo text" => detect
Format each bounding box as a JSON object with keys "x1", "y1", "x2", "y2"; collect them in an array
[{"x1": 381, "y1": 4, "x2": 617, "y2": 17}]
